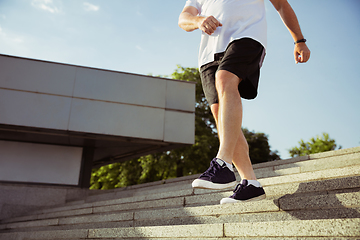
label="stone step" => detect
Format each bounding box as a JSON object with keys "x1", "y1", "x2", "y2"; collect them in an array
[
  {"x1": 16, "y1": 153, "x2": 360, "y2": 220},
  {"x1": 1, "y1": 165, "x2": 359, "y2": 227},
  {"x1": 187, "y1": 174, "x2": 360, "y2": 206},
  {"x1": 81, "y1": 147, "x2": 360, "y2": 203},
  {"x1": 0, "y1": 147, "x2": 358, "y2": 239},
  {"x1": 254, "y1": 151, "x2": 360, "y2": 179},
  {"x1": 1, "y1": 187, "x2": 359, "y2": 233},
  {"x1": 187, "y1": 160, "x2": 360, "y2": 206},
  {"x1": 20, "y1": 206, "x2": 357, "y2": 232},
  {"x1": 252, "y1": 146, "x2": 360, "y2": 170},
  {"x1": 0, "y1": 218, "x2": 359, "y2": 239},
  {"x1": 133, "y1": 191, "x2": 360, "y2": 227},
  {"x1": 18, "y1": 238, "x2": 360, "y2": 240}
]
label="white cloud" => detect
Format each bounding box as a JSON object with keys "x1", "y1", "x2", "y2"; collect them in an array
[
  {"x1": 31, "y1": 0, "x2": 61, "y2": 13},
  {"x1": 83, "y1": 2, "x2": 100, "y2": 12},
  {"x1": 136, "y1": 45, "x2": 143, "y2": 51}
]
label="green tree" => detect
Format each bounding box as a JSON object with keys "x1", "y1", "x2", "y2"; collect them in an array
[
  {"x1": 288, "y1": 132, "x2": 341, "y2": 157},
  {"x1": 90, "y1": 159, "x2": 142, "y2": 190},
  {"x1": 90, "y1": 66, "x2": 279, "y2": 189}
]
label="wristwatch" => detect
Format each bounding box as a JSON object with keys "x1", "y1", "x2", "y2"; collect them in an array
[{"x1": 294, "y1": 39, "x2": 306, "y2": 44}]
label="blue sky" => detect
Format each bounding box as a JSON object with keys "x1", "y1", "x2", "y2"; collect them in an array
[{"x1": 0, "y1": 0, "x2": 359, "y2": 159}]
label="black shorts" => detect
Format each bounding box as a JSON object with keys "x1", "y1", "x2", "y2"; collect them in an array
[{"x1": 200, "y1": 38, "x2": 266, "y2": 105}]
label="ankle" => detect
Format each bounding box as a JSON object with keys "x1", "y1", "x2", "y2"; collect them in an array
[
  {"x1": 215, "y1": 158, "x2": 234, "y2": 172},
  {"x1": 215, "y1": 155, "x2": 232, "y2": 165},
  {"x1": 245, "y1": 179, "x2": 262, "y2": 188}
]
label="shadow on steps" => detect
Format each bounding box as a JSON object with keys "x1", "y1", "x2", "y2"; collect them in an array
[{"x1": 274, "y1": 176, "x2": 360, "y2": 220}]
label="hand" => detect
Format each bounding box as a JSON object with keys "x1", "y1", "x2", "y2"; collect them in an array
[
  {"x1": 198, "y1": 16, "x2": 222, "y2": 35},
  {"x1": 294, "y1": 42, "x2": 311, "y2": 64}
]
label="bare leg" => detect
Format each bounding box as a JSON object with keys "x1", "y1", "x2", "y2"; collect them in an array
[
  {"x1": 214, "y1": 70, "x2": 242, "y2": 163},
  {"x1": 211, "y1": 70, "x2": 257, "y2": 180}
]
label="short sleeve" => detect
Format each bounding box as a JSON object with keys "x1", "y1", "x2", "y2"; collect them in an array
[{"x1": 184, "y1": 0, "x2": 201, "y2": 14}]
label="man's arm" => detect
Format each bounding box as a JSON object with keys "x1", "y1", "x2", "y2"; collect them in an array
[
  {"x1": 270, "y1": 0, "x2": 310, "y2": 63},
  {"x1": 178, "y1": 6, "x2": 222, "y2": 35}
]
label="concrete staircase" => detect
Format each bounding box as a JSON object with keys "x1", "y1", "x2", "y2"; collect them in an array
[{"x1": 0, "y1": 147, "x2": 359, "y2": 239}]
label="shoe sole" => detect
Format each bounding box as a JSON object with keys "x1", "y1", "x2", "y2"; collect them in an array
[
  {"x1": 220, "y1": 193, "x2": 266, "y2": 204},
  {"x1": 192, "y1": 179, "x2": 236, "y2": 190}
]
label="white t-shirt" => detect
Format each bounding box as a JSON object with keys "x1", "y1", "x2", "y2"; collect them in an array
[{"x1": 184, "y1": 0, "x2": 267, "y2": 68}]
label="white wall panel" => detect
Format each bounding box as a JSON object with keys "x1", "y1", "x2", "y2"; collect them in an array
[
  {"x1": 164, "y1": 110, "x2": 195, "y2": 144},
  {"x1": 0, "y1": 140, "x2": 82, "y2": 185},
  {"x1": 73, "y1": 68, "x2": 167, "y2": 108},
  {"x1": 0, "y1": 89, "x2": 72, "y2": 130},
  {"x1": 68, "y1": 98, "x2": 165, "y2": 140},
  {"x1": 0, "y1": 56, "x2": 76, "y2": 96},
  {"x1": 166, "y1": 80, "x2": 195, "y2": 112}
]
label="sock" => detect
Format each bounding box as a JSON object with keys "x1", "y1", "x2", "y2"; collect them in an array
[
  {"x1": 223, "y1": 160, "x2": 234, "y2": 172},
  {"x1": 247, "y1": 180, "x2": 262, "y2": 188},
  {"x1": 216, "y1": 158, "x2": 234, "y2": 172}
]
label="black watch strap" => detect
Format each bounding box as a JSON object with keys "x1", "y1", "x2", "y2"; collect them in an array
[{"x1": 294, "y1": 39, "x2": 306, "y2": 44}]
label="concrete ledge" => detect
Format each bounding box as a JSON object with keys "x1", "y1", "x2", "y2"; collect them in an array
[
  {"x1": 3, "y1": 219, "x2": 59, "y2": 230},
  {"x1": 28, "y1": 188, "x2": 192, "y2": 217},
  {"x1": 239, "y1": 207, "x2": 360, "y2": 223},
  {"x1": 58, "y1": 212, "x2": 133, "y2": 225},
  {"x1": 2, "y1": 219, "x2": 358, "y2": 239},
  {"x1": 268, "y1": 174, "x2": 360, "y2": 195},
  {"x1": 232, "y1": 238, "x2": 357, "y2": 240},
  {"x1": 278, "y1": 191, "x2": 360, "y2": 211},
  {"x1": 225, "y1": 218, "x2": 360, "y2": 237},
  {"x1": 93, "y1": 197, "x2": 184, "y2": 214},
  {"x1": 1, "y1": 148, "x2": 359, "y2": 240},
  {"x1": 28, "y1": 229, "x2": 88, "y2": 239},
  {"x1": 88, "y1": 223, "x2": 224, "y2": 238},
  {"x1": 275, "y1": 153, "x2": 360, "y2": 173},
  {"x1": 134, "y1": 200, "x2": 279, "y2": 222},
  {"x1": 3, "y1": 192, "x2": 358, "y2": 231},
  {"x1": 86, "y1": 181, "x2": 193, "y2": 203},
  {"x1": 3, "y1": 172, "x2": 359, "y2": 225},
  {"x1": 252, "y1": 146, "x2": 360, "y2": 169},
  {"x1": 259, "y1": 165, "x2": 360, "y2": 187},
  {"x1": 309, "y1": 146, "x2": 360, "y2": 159},
  {"x1": 41, "y1": 208, "x2": 93, "y2": 220},
  {"x1": 0, "y1": 183, "x2": 82, "y2": 221},
  {"x1": 188, "y1": 175, "x2": 360, "y2": 206}
]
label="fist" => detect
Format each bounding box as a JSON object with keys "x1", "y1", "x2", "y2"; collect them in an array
[
  {"x1": 294, "y1": 43, "x2": 311, "y2": 64},
  {"x1": 199, "y1": 16, "x2": 222, "y2": 35}
]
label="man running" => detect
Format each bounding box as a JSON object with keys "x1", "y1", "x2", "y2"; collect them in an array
[{"x1": 178, "y1": 0, "x2": 310, "y2": 204}]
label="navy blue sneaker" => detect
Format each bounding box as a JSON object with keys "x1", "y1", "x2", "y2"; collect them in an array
[
  {"x1": 192, "y1": 158, "x2": 236, "y2": 190},
  {"x1": 220, "y1": 179, "x2": 266, "y2": 204}
]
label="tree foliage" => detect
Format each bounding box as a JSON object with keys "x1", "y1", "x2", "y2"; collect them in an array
[
  {"x1": 90, "y1": 159, "x2": 142, "y2": 190},
  {"x1": 90, "y1": 66, "x2": 279, "y2": 190},
  {"x1": 288, "y1": 132, "x2": 341, "y2": 157}
]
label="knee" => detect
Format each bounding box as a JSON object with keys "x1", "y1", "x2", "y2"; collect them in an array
[{"x1": 215, "y1": 70, "x2": 241, "y2": 96}]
